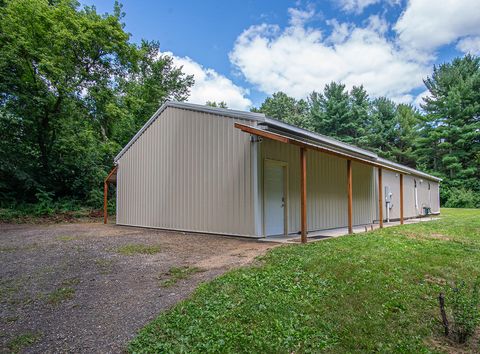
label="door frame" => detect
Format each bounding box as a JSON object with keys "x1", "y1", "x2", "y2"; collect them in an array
[{"x1": 263, "y1": 159, "x2": 289, "y2": 236}]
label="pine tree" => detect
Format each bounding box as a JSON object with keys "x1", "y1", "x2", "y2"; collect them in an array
[{"x1": 418, "y1": 55, "x2": 480, "y2": 194}]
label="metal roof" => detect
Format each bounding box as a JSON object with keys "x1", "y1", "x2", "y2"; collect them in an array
[
  {"x1": 262, "y1": 117, "x2": 378, "y2": 160},
  {"x1": 114, "y1": 101, "x2": 442, "y2": 182}
]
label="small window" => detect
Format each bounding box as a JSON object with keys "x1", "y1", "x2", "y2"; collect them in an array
[
  {"x1": 414, "y1": 179, "x2": 417, "y2": 187},
  {"x1": 428, "y1": 183, "x2": 430, "y2": 190}
]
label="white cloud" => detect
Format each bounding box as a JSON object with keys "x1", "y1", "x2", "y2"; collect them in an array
[
  {"x1": 395, "y1": 0, "x2": 480, "y2": 52},
  {"x1": 456, "y1": 36, "x2": 480, "y2": 55},
  {"x1": 339, "y1": 0, "x2": 380, "y2": 14},
  {"x1": 230, "y1": 12, "x2": 429, "y2": 102},
  {"x1": 165, "y1": 53, "x2": 252, "y2": 110},
  {"x1": 337, "y1": 0, "x2": 400, "y2": 14}
]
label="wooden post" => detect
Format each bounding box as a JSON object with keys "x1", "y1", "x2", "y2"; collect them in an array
[
  {"x1": 400, "y1": 174, "x2": 404, "y2": 225},
  {"x1": 347, "y1": 160, "x2": 353, "y2": 234},
  {"x1": 104, "y1": 182, "x2": 108, "y2": 224},
  {"x1": 300, "y1": 147, "x2": 307, "y2": 243},
  {"x1": 378, "y1": 167, "x2": 383, "y2": 228}
]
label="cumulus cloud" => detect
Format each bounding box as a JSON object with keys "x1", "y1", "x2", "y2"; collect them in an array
[
  {"x1": 229, "y1": 12, "x2": 429, "y2": 101},
  {"x1": 165, "y1": 53, "x2": 252, "y2": 110},
  {"x1": 395, "y1": 0, "x2": 480, "y2": 52},
  {"x1": 456, "y1": 36, "x2": 480, "y2": 55}
]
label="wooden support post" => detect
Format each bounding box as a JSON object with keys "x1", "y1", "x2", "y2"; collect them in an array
[
  {"x1": 400, "y1": 174, "x2": 404, "y2": 225},
  {"x1": 104, "y1": 182, "x2": 108, "y2": 224},
  {"x1": 300, "y1": 147, "x2": 307, "y2": 243},
  {"x1": 378, "y1": 167, "x2": 383, "y2": 228},
  {"x1": 347, "y1": 160, "x2": 353, "y2": 234}
]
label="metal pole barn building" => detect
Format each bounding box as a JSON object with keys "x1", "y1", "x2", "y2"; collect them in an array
[{"x1": 106, "y1": 101, "x2": 441, "y2": 242}]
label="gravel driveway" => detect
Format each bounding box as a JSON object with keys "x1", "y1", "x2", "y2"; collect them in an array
[{"x1": 0, "y1": 223, "x2": 274, "y2": 353}]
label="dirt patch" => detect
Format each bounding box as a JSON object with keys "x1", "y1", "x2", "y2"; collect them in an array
[
  {"x1": 401, "y1": 231, "x2": 453, "y2": 242},
  {"x1": 423, "y1": 274, "x2": 447, "y2": 286},
  {"x1": 427, "y1": 328, "x2": 480, "y2": 354},
  {"x1": 0, "y1": 223, "x2": 275, "y2": 353}
]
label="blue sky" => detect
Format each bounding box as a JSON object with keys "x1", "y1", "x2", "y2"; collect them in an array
[{"x1": 81, "y1": 0, "x2": 480, "y2": 109}]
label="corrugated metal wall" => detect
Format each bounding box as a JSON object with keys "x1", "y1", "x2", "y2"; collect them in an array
[
  {"x1": 260, "y1": 140, "x2": 376, "y2": 233},
  {"x1": 430, "y1": 181, "x2": 440, "y2": 213},
  {"x1": 116, "y1": 105, "x2": 440, "y2": 237},
  {"x1": 116, "y1": 106, "x2": 256, "y2": 236},
  {"x1": 382, "y1": 170, "x2": 401, "y2": 220},
  {"x1": 403, "y1": 175, "x2": 416, "y2": 218},
  {"x1": 381, "y1": 170, "x2": 440, "y2": 220}
]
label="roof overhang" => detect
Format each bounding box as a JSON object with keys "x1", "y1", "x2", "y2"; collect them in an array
[{"x1": 235, "y1": 123, "x2": 408, "y2": 174}]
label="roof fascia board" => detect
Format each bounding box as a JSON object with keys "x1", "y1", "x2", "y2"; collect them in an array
[{"x1": 377, "y1": 158, "x2": 442, "y2": 182}]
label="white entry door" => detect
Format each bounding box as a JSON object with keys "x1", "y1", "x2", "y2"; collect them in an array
[{"x1": 264, "y1": 162, "x2": 286, "y2": 236}]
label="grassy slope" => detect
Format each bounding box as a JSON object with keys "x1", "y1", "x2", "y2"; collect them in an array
[{"x1": 129, "y1": 209, "x2": 480, "y2": 353}]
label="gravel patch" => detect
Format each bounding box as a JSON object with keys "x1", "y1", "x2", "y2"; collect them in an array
[{"x1": 0, "y1": 223, "x2": 274, "y2": 353}]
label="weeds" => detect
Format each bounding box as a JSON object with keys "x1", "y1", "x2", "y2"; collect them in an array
[
  {"x1": 160, "y1": 266, "x2": 202, "y2": 287},
  {"x1": 440, "y1": 278, "x2": 480, "y2": 343},
  {"x1": 7, "y1": 332, "x2": 42, "y2": 353},
  {"x1": 46, "y1": 279, "x2": 79, "y2": 305},
  {"x1": 116, "y1": 244, "x2": 161, "y2": 255}
]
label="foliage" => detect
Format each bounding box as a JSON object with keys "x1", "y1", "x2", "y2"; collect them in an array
[
  {"x1": 444, "y1": 279, "x2": 480, "y2": 343},
  {"x1": 0, "y1": 0, "x2": 193, "y2": 208},
  {"x1": 206, "y1": 101, "x2": 228, "y2": 108},
  {"x1": 129, "y1": 209, "x2": 480, "y2": 353},
  {"x1": 0, "y1": 0, "x2": 477, "y2": 210},
  {"x1": 252, "y1": 92, "x2": 311, "y2": 129},
  {"x1": 444, "y1": 187, "x2": 480, "y2": 208},
  {"x1": 418, "y1": 55, "x2": 480, "y2": 198}
]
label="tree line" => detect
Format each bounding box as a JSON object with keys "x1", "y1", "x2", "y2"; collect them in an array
[
  {"x1": 250, "y1": 56, "x2": 479, "y2": 207},
  {"x1": 0, "y1": 0, "x2": 478, "y2": 212}
]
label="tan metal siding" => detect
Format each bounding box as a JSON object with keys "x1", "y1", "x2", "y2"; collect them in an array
[
  {"x1": 382, "y1": 170, "x2": 401, "y2": 220},
  {"x1": 380, "y1": 173, "x2": 440, "y2": 219},
  {"x1": 261, "y1": 140, "x2": 376, "y2": 233},
  {"x1": 116, "y1": 107, "x2": 256, "y2": 236},
  {"x1": 403, "y1": 175, "x2": 416, "y2": 218},
  {"x1": 430, "y1": 182, "x2": 440, "y2": 213}
]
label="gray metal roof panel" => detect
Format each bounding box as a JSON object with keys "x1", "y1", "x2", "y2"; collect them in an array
[
  {"x1": 262, "y1": 117, "x2": 378, "y2": 160},
  {"x1": 376, "y1": 158, "x2": 442, "y2": 182}
]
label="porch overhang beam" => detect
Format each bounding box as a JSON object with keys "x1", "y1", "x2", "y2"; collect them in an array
[{"x1": 234, "y1": 123, "x2": 406, "y2": 174}]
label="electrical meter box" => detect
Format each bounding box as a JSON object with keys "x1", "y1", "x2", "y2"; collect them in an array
[{"x1": 385, "y1": 186, "x2": 392, "y2": 203}]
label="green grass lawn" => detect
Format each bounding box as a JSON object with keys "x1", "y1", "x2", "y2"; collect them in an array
[{"x1": 129, "y1": 209, "x2": 480, "y2": 353}]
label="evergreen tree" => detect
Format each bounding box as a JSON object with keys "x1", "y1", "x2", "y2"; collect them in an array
[
  {"x1": 418, "y1": 55, "x2": 480, "y2": 194},
  {"x1": 391, "y1": 104, "x2": 422, "y2": 167},
  {"x1": 366, "y1": 97, "x2": 398, "y2": 160},
  {"x1": 309, "y1": 82, "x2": 351, "y2": 141}
]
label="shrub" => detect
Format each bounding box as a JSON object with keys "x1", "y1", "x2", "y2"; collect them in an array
[
  {"x1": 442, "y1": 279, "x2": 480, "y2": 343},
  {"x1": 33, "y1": 190, "x2": 55, "y2": 216},
  {"x1": 444, "y1": 187, "x2": 480, "y2": 208}
]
